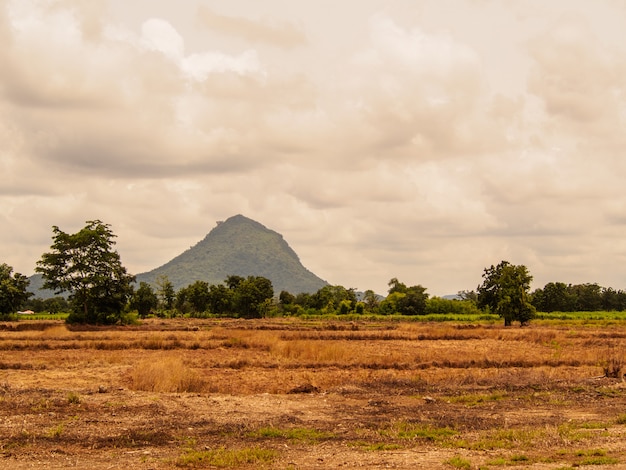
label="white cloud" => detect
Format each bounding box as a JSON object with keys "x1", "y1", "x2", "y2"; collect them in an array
[{"x1": 141, "y1": 18, "x2": 185, "y2": 60}]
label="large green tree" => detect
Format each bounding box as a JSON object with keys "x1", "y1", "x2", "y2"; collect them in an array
[
  {"x1": 0, "y1": 263, "x2": 32, "y2": 318},
  {"x1": 477, "y1": 261, "x2": 535, "y2": 326},
  {"x1": 36, "y1": 220, "x2": 135, "y2": 324}
]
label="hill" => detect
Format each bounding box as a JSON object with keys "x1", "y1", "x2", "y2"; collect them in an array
[
  {"x1": 26, "y1": 273, "x2": 59, "y2": 300},
  {"x1": 135, "y1": 214, "x2": 328, "y2": 294}
]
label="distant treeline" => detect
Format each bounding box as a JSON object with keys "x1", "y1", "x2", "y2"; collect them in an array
[
  {"x1": 530, "y1": 282, "x2": 626, "y2": 312},
  {"x1": 18, "y1": 278, "x2": 626, "y2": 319}
]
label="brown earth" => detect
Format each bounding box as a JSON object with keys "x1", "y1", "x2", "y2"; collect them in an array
[{"x1": 1, "y1": 318, "x2": 625, "y2": 469}]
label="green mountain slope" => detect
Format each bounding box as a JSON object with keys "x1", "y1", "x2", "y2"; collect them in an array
[{"x1": 135, "y1": 214, "x2": 328, "y2": 294}]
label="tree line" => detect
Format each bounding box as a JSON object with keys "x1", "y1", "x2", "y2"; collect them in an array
[{"x1": 1, "y1": 220, "x2": 626, "y2": 325}]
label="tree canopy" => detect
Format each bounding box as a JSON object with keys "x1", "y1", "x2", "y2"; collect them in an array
[
  {"x1": 477, "y1": 261, "x2": 535, "y2": 326},
  {"x1": 0, "y1": 263, "x2": 32, "y2": 318},
  {"x1": 36, "y1": 220, "x2": 135, "y2": 324}
]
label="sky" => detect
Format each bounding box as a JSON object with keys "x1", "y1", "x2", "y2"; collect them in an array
[{"x1": 1, "y1": 0, "x2": 626, "y2": 297}]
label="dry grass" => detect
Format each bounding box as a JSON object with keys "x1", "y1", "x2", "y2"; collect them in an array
[
  {"x1": 1, "y1": 318, "x2": 622, "y2": 394},
  {"x1": 1, "y1": 318, "x2": 626, "y2": 469},
  {"x1": 128, "y1": 356, "x2": 206, "y2": 393}
]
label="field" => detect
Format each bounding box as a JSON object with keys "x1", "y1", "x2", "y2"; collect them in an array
[{"x1": 1, "y1": 317, "x2": 625, "y2": 469}]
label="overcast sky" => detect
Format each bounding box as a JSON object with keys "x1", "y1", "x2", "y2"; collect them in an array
[{"x1": 1, "y1": 0, "x2": 625, "y2": 296}]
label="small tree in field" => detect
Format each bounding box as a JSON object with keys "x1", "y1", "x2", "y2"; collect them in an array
[
  {"x1": 36, "y1": 220, "x2": 135, "y2": 324},
  {"x1": 477, "y1": 260, "x2": 535, "y2": 326}
]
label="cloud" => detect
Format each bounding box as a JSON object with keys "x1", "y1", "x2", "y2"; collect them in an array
[
  {"x1": 197, "y1": 5, "x2": 306, "y2": 48},
  {"x1": 0, "y1": 5, "x2": 273, "y2": 179},
  {"x1": 345, "y1": 16, "x2": 505, "y2": 162},
  {"x1": 2, "y1": 1, "x2": 626, "y2": 296},
  {"x1": 528, "y1": 14, "x2": 626, "y2": 132},
  {"x1": 141, "y1": 18, "x2": 185, "y2": 60}
]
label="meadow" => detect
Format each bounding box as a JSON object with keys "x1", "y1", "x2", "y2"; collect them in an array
[{"x1": 0, "y1": 316, "x2": 625, "y2": 469}]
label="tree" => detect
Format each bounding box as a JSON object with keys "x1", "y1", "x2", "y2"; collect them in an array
[
  {"x1": 36, "y1": 220, "x2": 135, "y2": 324},
  {"x1": 572, "y1": 283, "x2": 603, "y2": 311},
  {"x1": 234, "y1": 276, "x2": 274, "y2": 318},
  {"x1": 388, "y1": 278, "x2": 408, "y2": 294},
  {"x1": 207, "y1": 284, "x2": 234, "y2": 315},
  {"x1": 0, "y1": 263, "x2": 32, "y2": 319},
  {"x1": 310, "y1": 285, "x2": 357, "y2": 313},
  {"x1": 362, "y1": 289, "x2": 380, "y2": 312},
  {"x1": 279, "y1": 290, "x2": 296, "y2": 306},
  {"x1": 532, "y1": 282, "x2": 574, "y2": 312},
  {"x1": 477, "y1": 261, "x2": 535, "y2": 326},
  {"x1": 397, "y1": 284, "x2": 429, "y2": 315},
  {"x1": 378, "y1": 291, "x2": 406, "y2": 315},
  {"x1": 225, "y1": 275, "x2": 245, "y2": 290},
  {"x1": 378, "y1": 279, "x2": 429, "y2": 315},
  {"x1": 130, "y1": 282, "x2": 158, "y2": 318},
  {"x1": 458, "y1": 290, "x2": 478, "y2": 304},
  {"x1": 188, "y1": 281, "x2": 210, "y2": 314},
  {"x1": 155, "y1": 275, "x2": 175, "y2": 311}
]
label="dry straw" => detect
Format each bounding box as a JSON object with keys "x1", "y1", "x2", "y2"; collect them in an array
[{"x1": 128, "y1": 356, "x2": 206, "y2": 393}]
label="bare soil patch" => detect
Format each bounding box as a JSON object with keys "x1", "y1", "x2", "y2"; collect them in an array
[{"x1": 1, "y1": 318, "x2": 625, "y2": 469}]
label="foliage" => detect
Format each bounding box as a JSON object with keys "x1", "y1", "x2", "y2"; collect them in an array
[
  {"x1": 176, "y1": 281, "x2": 210, "y2": 315},
  {"x1": 477, "y1": 261, "x2": 535, "y2": 326},
  {"x1": 155, "y1": 275, "x2": 175, "y2": 311},
  {"x1": 129, "y1": 282, "x2": 158, "y2": 318},
  {"x1": 397, "y1": 284, "x2": 429, "y2": 315},
  {"x1": 309, "y1": 285, "x2": 357, "y2": 312},
  {"x1": 378, "y1": 279, "x2": 429, "y2": 315},
  {"x1": 532, "y1": 282, "x2": 626, "y2": 312},
  {"x1": 36, "y1": 220, "x2": 135, "y2": 324},
  {"x1": 172, "y1": 275, "x2": 273, "y2": 318},
  {"x1": 388, "y1": 277, "x2": 408, "y2": 294},
  {"x1": 0, "y1": 263, "x2": 32, "y2": 318},
  {"x1": 234, "y1": 276, "x2": 274, "y2": 318},
  {"x1": 362, "y1": 289, "x2": 380, "y2": 312},
  {"x1": 425, "y1": 297, "x2": 481, "y2": 315},
  {"x1": 207, "y1": 284, "x2": 235, "y2": 315}
]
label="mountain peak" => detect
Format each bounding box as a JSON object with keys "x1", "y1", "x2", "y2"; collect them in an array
[{"x1": 136, "y1": 215, "x2": 327, "y2": 294}]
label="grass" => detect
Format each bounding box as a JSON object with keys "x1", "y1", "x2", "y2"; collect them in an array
[
  {"x1": 176, "y1": 447, "x2": 277, "y2": 468},
  {"x1": 66, "y1": 392, "x2": 81, "y2": 404},
  {"x1": 46, "y1": 423, "x2": 65, "y2": 439},
  {"x1": 128, "y1": 356, "x2": 206, "y2": 393},
  {"x1": 248, "y1": 427, "x2": 334, "y2": 443},
  {"x1": 382, "y1": 422, "x2": 457, "y2": 443},
  {"x1": 445, "y1": 456, "x2": 472, "y2": 468},
  {"x1": 456, "y1": 428, "x2": 540, "y2": 451},
  {"x1": 2, "y1": 317, "x2": 626, "y2": 468},
  {"x1": 446, "y1": 391, "x2": 507, "y2": 407},
  {"x1": 349, "y1": 441, "x2": 404, "y2": 451}
]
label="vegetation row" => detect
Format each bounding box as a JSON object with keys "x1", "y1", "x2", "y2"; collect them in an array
[{"x1": 2, "y1": 220, "x2": 626, "y2": 326}]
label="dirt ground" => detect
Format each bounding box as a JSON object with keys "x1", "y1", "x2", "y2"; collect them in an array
[{"x1": 1, "y1": 318, "x2": 625, "y2": 469}]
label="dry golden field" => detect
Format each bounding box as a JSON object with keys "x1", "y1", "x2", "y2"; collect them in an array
[{"x1": 1, "y1": 317, "x2": 626, "y2": 469}]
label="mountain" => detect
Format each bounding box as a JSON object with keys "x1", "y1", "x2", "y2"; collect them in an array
[
  {"x1": 27, "y1": 273, "x2": 59, "y2": 300},
  {"x1": 135, "y1": 214, "x2": 328, "y2": 294}
]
